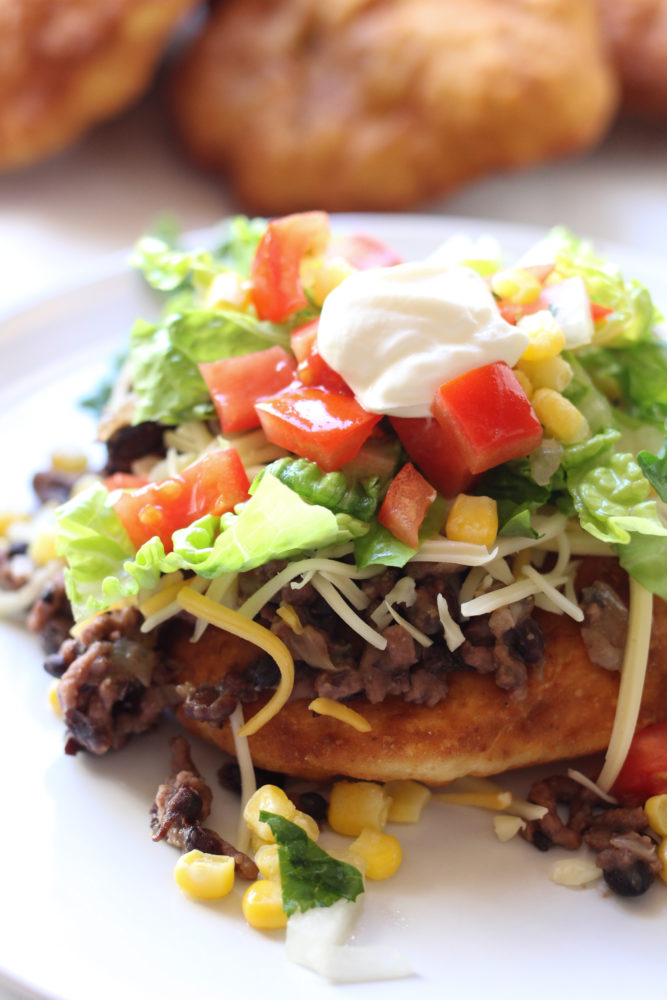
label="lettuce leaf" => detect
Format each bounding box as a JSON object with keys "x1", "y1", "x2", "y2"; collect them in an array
[
  {"x1": 548, "y1": 227, "x2": 661, "y2": 346},
  {"x1": 616, "y1": 534, "x2": 667, "y2": 601},
  {"x1": 262, "y1": 457, "x2": 386, "y2": 522},
  {"x1": 129, "y1": 308, "x2": 292, "y2": 425},
  {"x1": 354, "y1": 495, "x2": 447, "y2": 568},
  {"x1": 259, "y1": 812, "x2": 364, "y2": 915},
  {"x1": 638, "y1": 429, "x2": 667, "y2": 501},
  {"x1": 575, "y1": 341, "x2": 667, "y2": 430},
  {"x1": 55, "y1": 482, "x2": 138, "y2": 620}
]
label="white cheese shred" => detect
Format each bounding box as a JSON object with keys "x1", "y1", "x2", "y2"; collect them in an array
[
  {"x1": 229, "y1": 703, "x2": 256, "y2": 853},
  {"x1": 310, "y1": 573, "x2": 387, "y2": 650},
  {"x1": 596, "y1": 578, "x2": 654, "y2": 792},
  {"x1": 436, "y1": 593, "x2": 465, "y2": 651}
]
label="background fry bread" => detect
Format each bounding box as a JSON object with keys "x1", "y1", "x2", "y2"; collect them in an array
[
  {"x1": 171, "y1": 559, "x2": 667, "y2": 784},
  {"x1": 0, "y1": 0, "x2": 199, "y2": 171},
  {"x1": 169, "y1": 0, "x2": 618, "y2": 213},
  {"x1": 598, "y1": 0, "x2": 667, "y2": 116}
]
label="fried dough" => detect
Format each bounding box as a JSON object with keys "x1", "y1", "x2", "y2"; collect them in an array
[
  {"x1": 0, "y1": 0, "x2": 198, "y2": 170},
  {"x1": 598, "y1": 0, "x2": 667, "y2": 116},
  {"x1": 169, "y1": 0, "x2": 617, "y2": 213},
  {"x1": 171, "y1": 558, "x2": 667, "y2": 784}
]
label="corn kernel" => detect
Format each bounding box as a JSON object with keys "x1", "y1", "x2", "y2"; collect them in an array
[
  {"x1": 384, "y1": 780, "x2": 431, "y2": 823},
  {"x1": 531, "y1": 388, "x2": 590, "y2": 445},
  {"x1": 204, "y1": 271, "x2": 252, "y2": 311},
  {"x1": 50, "y1": 449, "x2": 88, "y2": 474},
  {"x1": 656, "y1": 838, "x2": 667, "y2": 885},
  {"x1": 292, "y1": 809, "x2": 320, "y2": 842},
  {"x1": 328, "y1": 780, "x2": 391, "y2": 836},
  {"x1": 349, "y1": 828, "x2": 402, "y2": 881},
  {"x1": 255, "y1": 843, "x2": 281, "y2": 882},
  {"x1": 48, "y1": 679, "x2": 62, "y2": 718},
  {"x1": 174, "y1": 850, "x2": 235, "y2": 899},
  {"x1": 29, "y1": 530, "x2": 58, "y2": 566},
  {"x1": 242, "y1": 879, "x2": 287, "y2": 930},
  {"x1": 516, "y1": 355, "x2": 573, "y2": 392},
  {"x1": 445, "y1": 494, "x2": 498, "y2": 547},
  {"x1": 301, "y1": 256, "x2": 356, "y2": 307},
  {"x1": 518, "y1": 310, "x2": 566, "y2": 362},
  {"x1": 491, "y1": 267, "x2": 542, "y2": 305},
  {"x1": 0, "y1": 512, "x2": 28, "y2": 537},
  {"x1": 512, "y1": 368, "x2": 533, "y2": 400},
  {"x1": 645, "y1": 795, "x2": 667, "y2": 837},
  {"x1": 244, "y1": 784, "x2": 296, "y2": 842}
]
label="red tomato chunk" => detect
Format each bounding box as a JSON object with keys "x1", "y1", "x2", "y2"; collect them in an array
[
  {"x1": 390, "y1": 416, "x2": 475, "y2": 498},
  {"x1": 432, "y1": 362, "x2": 543, "y2": 475},
  {"x1": 199, "y1": 346, "x2": 297, "y2": 433},
  {"x1": 255, "y1": 385, "x2": 381, "y2": 472},
  {"x1": 113, "y1": 448, "x2": 250, "y2": 551},
  {"x1": 330, "y1": 232, "x2": 403, "y2": 271},
  {"x1": 612, "y1": 721, "x2": 667, "y2": 806},
  {"x1": 290, "y1": 319, "x2": 351, "y2": 395},
  {"x1": 378, "y1": 462, "x2": 436, "y2": 550},
  {"x1": 250, "y1": 211, "x2": 330, "y2": 322}
]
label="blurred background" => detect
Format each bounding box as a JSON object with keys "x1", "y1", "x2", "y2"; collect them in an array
[{"x1": 0, "y1": 0, "x2": 666, "y2": 320}]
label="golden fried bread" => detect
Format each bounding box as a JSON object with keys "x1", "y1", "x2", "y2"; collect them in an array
[
  {"x1": 169, "y1": 0, "x2": 617, "y2": 213},
  {"x1": 598, "y1": 0, "x2": 667, "y2": 116},
  {"x1": 0, "y1": 0, "x2": 198, "y2": 170},
  {"x1": 171, "y1": 559, "x2": 667, "y2": 784}
]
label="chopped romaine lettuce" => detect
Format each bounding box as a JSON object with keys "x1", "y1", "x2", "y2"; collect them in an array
[
  {"x1": 262, "y1": 457, "x2": 386, "y2": 521},
  {"x1": 354, "y1": 495, "x2": 447, "y2": 568}
]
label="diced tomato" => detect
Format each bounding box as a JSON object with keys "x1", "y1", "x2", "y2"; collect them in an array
[
  {"x1": 255, "y1": 385, "x2": 381, "y2": 472},
  {"x1": 590, "y1": 302, "x2": 614, "y2": 322},
  {"x1": 199, "y1": 346, "x2": 297, "y2": 433},
  {"x1": 378, "y1": 463, "x2": 437, "y2": 549},
  {"x1": 113, "y1": 448, "x2": 250, "y2": 551},
  {"x1": 497, "y1": 298, "x2": 545, "y2": 325},
  {"x1": 390, "y1": 416, "x2": 475, "y2": 498},
  {"x1": 432, "y1": 362, "x2": 543, "y2": 475},
  {"x1": 611, "y1": 721, "x2": 667, "y2": 806},
  {"x1": 250, "y1": 211, "x2": 331, "y2": 322},
  {"x1": 330, "y1": 232, "x2": 403, "y2": 271},
  {"x1": 104, "y1": 472, "x2": 149, "y2": 492},
  {"x1": 290, "y1": 319, "x2": 351, "y2": 395}
]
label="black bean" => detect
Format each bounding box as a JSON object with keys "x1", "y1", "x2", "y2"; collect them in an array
[
  {"x1": 296, "y1": 791, "x2": 328, "y2": 823},
  {"x1": 603, "y1": 860, "x2": 654, "y2": 897}
]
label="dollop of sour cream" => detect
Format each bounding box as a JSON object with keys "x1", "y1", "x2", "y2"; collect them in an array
[{"x1": 317, "y1": 262, "x2": 530, "y2": 418}]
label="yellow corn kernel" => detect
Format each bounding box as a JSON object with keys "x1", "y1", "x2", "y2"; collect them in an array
[
  {"x1": 531, "y1": 388, "x2": 590, "y2": 445},
  {"x1": 48, "y1": 679, "x2": 62, "y2": 718},
  {"x1": 445, "y1": 494, "x2": 498, "y2": 548},
  {"x1": 292, "y1": 809, "x2": 320, "y2": 842},
  {"x1": 516, "y1": 355, "x2": 573, "y2": 392},
  {"x1": 490, "y1": 267, "x2": 542, "y2": 305},
  {"x1": 50, "y1": 449, "x2": 88, "y2": 474},
  {"x1": 242, "y1": 879, "x2": 287, "y2": 930},
  {"x1": 174, "y1": 850, "x2": 235, "y2": 899},
  {"x1": 301, "y1": 256, "x2": 356, "y2": 307},
  {"x1": 384, "y1": 780, "x2": 431, "y2": 823},
  {"x1": 255, "y1": 843, "x2": 281, "y2": 882},
  {"x1": 0, "y1": 512, "x2": 28, "y2": 537},
  {"x1": 204, "y1": 271, "x2": 252, "y2": 311},
  {"x1": 512, "y1": 368, "x2": 533, "y2": 400},
  {"x1": 29, "y1": 530, "x2": 58, "y2": 566},
  {"x1": 518, "y1": 310, "x2": 566, "y2": 362},
  {"x1": 645, "y1": 795, "x2": 667, "y2": 837},
  {"x1": 349, "y1": 828, "x2": 402, "y2": 881},
  {"x1": 658, "y1": 838, "x2": 667, "y2": 885},
  {"x1": 328, "y1": 780, "x2": 391, "y2": 837},
  {"x1": 244, "y1": 784, "x2": 296, "y2": 842}
]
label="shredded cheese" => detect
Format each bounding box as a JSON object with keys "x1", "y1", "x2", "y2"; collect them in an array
[
  {"x1": 434, "y1": 789, "x2": 512, "y2": 811},
  {"x1": 436, "y1": 593, "x2": 465, "y2": 651},
  {"x1": 239, "y1": 557, "x2": 382, "y2": 621},
  {"x1": 175, "y1": 586, "x2": 295, "y2": 738},
  {"x1": 409, "y1": 539, "x2": 498, "y2": 565},
  {"x1": 229, "y1": 703, "x2": 256, "y2": 852},
  {"x1": 308, "y1": 697, "x2": 372, "y2": 732},
  {"x1": 567, "y1": 768, "x2": 618, "y2": 805},
  {"x1": 276, "y1": 604, "x2": 304, "y2": 634},
  {"x1": 597, "y1": 578, "x2": 654, "y2": 792},
  {"x1": 385, "y1": 604, "x2": 433, "y2": 648},
  {"x1": 520, "y1": 565, "x2": 583, "y2": 621},
  {"x1": 310, "y1": 574, "x2": 387, "y2": 650}
]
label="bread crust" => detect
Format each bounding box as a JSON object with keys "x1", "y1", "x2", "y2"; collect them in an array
[{"x1": 171, "y1": 558, "x2": 667, "y2": 784}]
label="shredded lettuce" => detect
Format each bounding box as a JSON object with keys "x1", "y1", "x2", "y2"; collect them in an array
[
  {"x1": 263, "y1": 457, "x2": 386, "y2": 522},
  {"x1": 575, "y1": 341, "x2": 667, "y2": 430},
  {"x1": 259, "y1": 812, "x2": 364, "y2": 915}
]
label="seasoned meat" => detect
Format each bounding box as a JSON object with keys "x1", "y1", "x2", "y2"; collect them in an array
[{"x1": 28, "y1": 572, "x2": 74, "y2": 655}]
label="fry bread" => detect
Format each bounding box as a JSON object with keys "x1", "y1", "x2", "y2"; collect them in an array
[
  {"x1": 171, "y1": 558, "x2": 667, "y2": 784},
  {"x1": 599, "y1": 0, "x2": 667, "y2": 116}
]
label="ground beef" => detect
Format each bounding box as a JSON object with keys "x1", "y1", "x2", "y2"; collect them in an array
[
  {"x1": 27, "y1": 572, "x2": 74, "y2": 656},
  {"x1": 0, "y1": 541, "x2": 32, "y2": 590},
  {"x1": 151, "y1": 736, "x2": 258, "y2": 879},
  {"x1": 580, "y1": 581, "x2": 629, "y2": 670},
  {"x1": 56, "y1": 607, "x2": 179, "y2": 754},
  {"x1": 32, "y1": 469, "x2": 79, "y2": 504},
  {"x1": 521, "y1": 773, "x2": 662, "y2": 897}
]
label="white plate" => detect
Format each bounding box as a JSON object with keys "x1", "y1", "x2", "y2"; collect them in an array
[{"x1": 2, "y1": 215, "x2": 667, "y2": 1000}]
